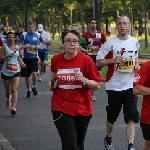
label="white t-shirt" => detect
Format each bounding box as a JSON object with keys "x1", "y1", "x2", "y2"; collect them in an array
[
  {"x1": 96, "y1": 35, "x2": 140, "y2": 91},
  {"x1": 39, "y1": 31, "x2": 51, "y2": 49}
]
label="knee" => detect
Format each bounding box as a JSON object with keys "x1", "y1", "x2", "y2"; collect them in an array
[
  {"x1": 145, "y1": 140, "x2": 150, "y2": 150},
  {"x1": 11, "y1": 89, "x2": 17, "y2": 94}
]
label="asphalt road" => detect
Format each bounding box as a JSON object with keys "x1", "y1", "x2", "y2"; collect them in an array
[{"x1": 0, "y1": 67, "x2": 145, "y2": 150}]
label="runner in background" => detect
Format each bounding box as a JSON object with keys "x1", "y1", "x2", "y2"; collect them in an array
[
  {"x1": 37, "y1": 24, "x2": 51, "y2": 82},
  {"x1": 82, "y1": 17, "x2": 106, "y2": 101},
  {"x1": 15, "y1": 24, "x2": 23, "y2": 42},
  {"x1": 70, "y1": 24, "x2": 88, "y2": 54},
  {"x1": 18, "y1": 21, "x2": 43, "y2": 98},
  {"x1": 0, "y1": 32, "x2": 25, "y2": 115},
  {"x1": 0, "y1": 26, "x2": 8, "y2": 70}
]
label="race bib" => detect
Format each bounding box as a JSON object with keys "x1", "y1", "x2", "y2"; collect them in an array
[
  {"x1": 6, "y1": 63, "x2": 18, "y2": 72},
  {"x1": 117, "y1": 59, "x2": 134, "y2": 72},
  {"x1": 96, "y1": 33, "x2": 101, "y2": 38},
  {"x1": 27, "y1": 45, "x2": 37, "y2": 54},
  {"x1": 88, "y1": 46, "x2": 99, "y2": 55}
]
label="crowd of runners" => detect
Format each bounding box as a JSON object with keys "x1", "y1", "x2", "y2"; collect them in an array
[{"x1": 0, "y1": 15, "x2": 150, "y2": 150}]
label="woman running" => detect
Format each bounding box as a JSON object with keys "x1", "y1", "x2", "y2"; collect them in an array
[{"x1": 0, "y1": 32, "x2": 26, "y2": 115}]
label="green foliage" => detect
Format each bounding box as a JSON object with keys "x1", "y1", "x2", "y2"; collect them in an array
[
  {"x1": 101, "y1": 66, "x2": 108, "y2": 78},
  {"x1": 139, "y1": 47, "x2": 150, "y2": 54}
]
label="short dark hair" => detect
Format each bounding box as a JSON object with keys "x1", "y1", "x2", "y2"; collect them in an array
[
  {"x1": 61, "y1": 29, "x2": 79, "y2": 43},
  {"x1": 88, "y1": 17, "x2": 97, "y2": 24}
]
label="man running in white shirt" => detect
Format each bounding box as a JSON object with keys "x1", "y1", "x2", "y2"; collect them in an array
[{"x1": 37, "y1": 24, "x2": 51, "y2": 82}]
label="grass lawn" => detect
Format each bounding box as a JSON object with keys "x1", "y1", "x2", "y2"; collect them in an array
[
  {"x1": 48, "y1": 54, "x2": 54, "y2": 64},
  {"x1": 139, "y1": 47, "x2": 150, "y2": 54},
  {"x1": 101, "y1": 66, "x2": 108, "y2": 78}
]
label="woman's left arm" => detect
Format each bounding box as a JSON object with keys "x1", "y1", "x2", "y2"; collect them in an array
[
  {"x1": 18, "y1": 55, "x2": 26, "y2": 68},
  {"x1": 75, "y1": 73, "x2": 100, "y2": 90}
]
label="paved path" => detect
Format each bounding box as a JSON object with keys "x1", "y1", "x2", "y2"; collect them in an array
[{"x1": 0, "y1": 67, "x2": 145, "y2": 150}]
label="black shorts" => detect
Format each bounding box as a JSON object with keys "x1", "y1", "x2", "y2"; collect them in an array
[
  {"x1": 140, "y1": 122, "x2": 150, "y2": 141},
  {"x1": 20, "y1": 58, "x2": 38, "y2": 77},
  {"x1": 89, "y1": 55, "x2": 102, "y2": 71},
  {"x1": 38, "y1": 51, "x2": 46, "y2": 61},
  {"x1": 106, "y1": 89, "x2": 139, "y2": 124},
  {"x1": 1, "y1": 72, "x2": 20, "y2": 80}
]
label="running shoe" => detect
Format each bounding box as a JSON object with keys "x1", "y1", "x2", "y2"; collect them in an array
[
  {"x1": 6, "y1": 100, "x2": 11, "y2": 108},
  {"x1": 92, "y1": 95, "x2": 96, "y2": 101},
  {"x1": 27, "y1": 90, "x2": 32, "y2": 98},
  {"x1": 6, "y1": 95, "x2": 12, "y2": 108},
  {"x1": 38, "y1": 75, "x2": 43, "y2": 82},
  {"x1": 37, "y1": 70, "x2": 39, "y2": 75},
  {"x1": 32, "y1": 87, "x2": 38, "y2": 96},
  {"x1": 104, "y1": 136, "x2": 114, "y2": 150},
  {"x1": 11, "y1": 107, "x2": 16, "y2": 115},
  {"x1": 128, "y1": 143, "x2": 135, "y2": 150}
]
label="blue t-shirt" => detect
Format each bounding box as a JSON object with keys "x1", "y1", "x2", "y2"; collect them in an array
[{"x1": 19, "y1": 32, "x2": 43, "y2": 58}]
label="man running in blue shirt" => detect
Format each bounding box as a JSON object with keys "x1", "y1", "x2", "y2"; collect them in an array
[{"x1": 19, "y1": 21, "x2": 43, "y2": 98}]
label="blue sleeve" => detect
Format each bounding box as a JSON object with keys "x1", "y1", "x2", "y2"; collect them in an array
[{"x1": 18, "y1": 34, "x2": 24, "y2": 44}]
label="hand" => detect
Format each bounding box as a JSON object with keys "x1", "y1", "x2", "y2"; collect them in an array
[
  {"x1": 75, "y1": 72, "x2": 84, "y2": 82},
  {"x1": 20, "y1": 62, "x2": 26, "y2": 68},
  {"x1": 26, "y1": 44, "x2": 30, "y2": 48},
  {"x1": 114, "y1": 56, "x2": 123, "y2": 64},
  {"x1": 134, "y1": 65, "x2": 140, "y2": 72},
  {"x1": 35, "y1": 45, "x2": 40, "y2": 50},
  {"x1": 48, "y1": 80, "x2": 57, "y2": 91},
  {"x1": 88, "y1": 44, "x2": 93, "y2": 48}
]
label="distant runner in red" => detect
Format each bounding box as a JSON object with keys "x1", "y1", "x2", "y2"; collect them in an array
[{"x1": 82, "y1": 17, "x2": 106, "y2": 101}]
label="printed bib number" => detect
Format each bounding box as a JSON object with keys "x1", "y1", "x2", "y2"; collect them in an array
[
  {"x1": 27, "y1": 45, "x2": 37, "y2": 54},
  {"x1": 88, "y1": 47, "x2": 98, "y2": 55},
  {"x1": 6, "y1": 63, "x2": 18, "y2": 72},
  {"x1": 117, "y1": 59, "x2": 134, "y2": 72}
]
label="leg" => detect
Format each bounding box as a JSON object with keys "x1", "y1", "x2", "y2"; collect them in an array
[
  {"x1": 25, "y1": 76, "x2": 30, "y2": 89},
  {"x1": 74, "y1": 115, "x2": 92, "y2": 150},
  {"x1": 106, "y1": 121, "x2": 116, "y2": 138},
  {"x1": 32, "y1": 72, "x2": 37, "y2": 87},
  {"x1": 126, "y1": 120, "x2": 135, "y2": 144},
  {"x1": 123, "y1": 92, "x2": 139, "y2": 147},
  {"x1": 140, "y1": 122, "x2": 150, "y2": 150},
  {"x1": 2, "y1": 79, "x2": 11, "y2": 100},
  {"x1": 104, "y1": 90, "x2": 123, "y2": 149},
  {"x1": 106, "y1": 90, "x2": 123, "y2": 138},
  {"x1": 10, "y1": 76, "x2": 20, "y2": 108},
  {"x1": 52, "y1": 111, "x2": 78, "y2": 150},
  {"x1": 144, "y1": 140, "x2": 150, "y2": 150},
  {"x1": 38, "y1": 52, "x2": 45, "y2": 81}
]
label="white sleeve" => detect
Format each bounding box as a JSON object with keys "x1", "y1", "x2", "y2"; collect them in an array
[
  {"x1": 96, "y1": 40, "x2": 112, "y2": 60},
  {"x1": 46, "y1": 33, "x2": 51, "y2": 41}
]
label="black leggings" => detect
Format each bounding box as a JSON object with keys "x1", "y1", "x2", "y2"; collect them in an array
[{"x1": 52, "y1": 110, "x2": 92, "y2": 150}]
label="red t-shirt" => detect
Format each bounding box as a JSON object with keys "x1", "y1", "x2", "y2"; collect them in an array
[
  {"x1": 134, "y1": 61, "x2": 150, "y2": 124},
  {"x1": 0, "y1": 38, "x2": 3, "y2": 46},
  {"x1": 51, "y1": 51, "x2": 102, "y2": 116},
  {"x1": 82, "y1": 30, "x2": 106, "y2": 48}
]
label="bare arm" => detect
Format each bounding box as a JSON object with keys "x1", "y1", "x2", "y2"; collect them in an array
[
  {"x1": 133, "y1": 85, "x2": 150, "y2": 95},
  {"x1": 48, "y1": 71, "x2": 56, "y2": 90},
  {"x1": 96, "y1": 56, "x2": 122, "y2": 67},
  {"x1": 18, "y1": 55, "x2": 26, "y2": 68},
  {"x1": 75, "y1": 72, "x2": 100, "y2": 90}
]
